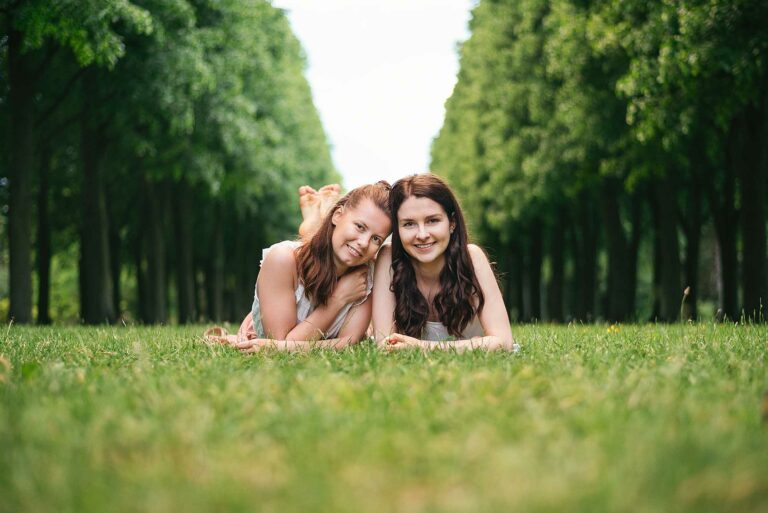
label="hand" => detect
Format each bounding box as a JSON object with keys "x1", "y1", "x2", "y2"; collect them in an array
[
  {"x1": 234, "y1": 338, "x2": 271, "y2": 353},
  {"x1": 471, "y1": 337, "x2": 520, "y2": 352},
  {"x1": 331, "y1": 266, "x2": 368, "y2": 305},
  {"x1": 382, "y1": 333, "x2": 425, "y2": 351}
]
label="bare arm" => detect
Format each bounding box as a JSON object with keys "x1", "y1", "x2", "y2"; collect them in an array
[
  {"x1": 235, "y1": 296, "x2": 373, "y2": 353},
  {"x1": 467, "y1": 244, "x2": 515, "y2": 347},
  {"x1": 257, "y1": 245, "x2": 367, "y2": 341},
  {"x1": 371, "y1": 245, "x2": 397, "y2": 345}
]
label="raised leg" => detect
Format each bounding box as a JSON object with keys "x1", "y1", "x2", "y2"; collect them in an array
[
  {"x1": 298, "y1": 184, "x2": 341, "y2": 239},
  {"x1": 298, "y1": 186, "x2": 321, "y2": 239}
]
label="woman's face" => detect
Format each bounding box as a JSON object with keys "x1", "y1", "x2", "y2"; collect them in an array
[
  {"x1": 397, "y1": 196, "x2": 455, "y2": 266},
  {"x1": 331, "y1": 198, "x2": 391, "y2": 272}
]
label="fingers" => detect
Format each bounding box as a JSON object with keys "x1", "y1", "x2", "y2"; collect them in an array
[
  {"x1": 384, "y1": 334, "x2": 401, "y2": 345},
  {"x1": 235, "y1": 338, "x2": 270, "y2": 353}
]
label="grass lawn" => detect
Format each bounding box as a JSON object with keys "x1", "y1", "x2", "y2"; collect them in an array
[{"x1": 1, "y1": 323, "x2": 766, "y2": 513}]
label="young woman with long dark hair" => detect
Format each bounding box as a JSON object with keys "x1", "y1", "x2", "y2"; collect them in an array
[
  {"x1": 206, "y1": 181, "x2": 392, "y2": 352},
  {"x1": 372, "y1": 174, "x2": 516, "y2": 351}
]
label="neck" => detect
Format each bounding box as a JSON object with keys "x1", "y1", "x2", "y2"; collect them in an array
[
  {"x1": 413, "y1": 256, "x2": 444, "y2": 284},
  {"x1": 333, "y1": 256, "x2": 348, "y2": 276}
]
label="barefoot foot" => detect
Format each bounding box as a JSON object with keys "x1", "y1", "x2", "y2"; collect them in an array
[
  {"x1": 298, "y1": 185, "x2": 319, "y2": 220},
  {"x1": 298, "y1": 185, "x2": 323, "y2": 239},
  {"x1": 317, "y1": 184, "x2": 341, "y2": 217}
]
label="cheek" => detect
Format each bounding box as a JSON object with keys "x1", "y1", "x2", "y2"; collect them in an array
[{"x1": 331, "y1": 227, "x2": 343, "y2": 248}]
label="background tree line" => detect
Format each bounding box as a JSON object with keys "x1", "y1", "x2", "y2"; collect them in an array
[
  {"x1": 432, "y1": 0, "x2": 768, "y2": 322},
  {"x1": 1, "y1": 0, "x2": 338, "y2": 324}
]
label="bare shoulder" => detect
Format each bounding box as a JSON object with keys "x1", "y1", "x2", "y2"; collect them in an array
[
  {"x1": 467, "y1": 244, "x2": 490, "y2": 267},
  {"x1": 376, "y1": 244, "x2": 393, "y2": 265},
  {"x1": 373, "y1": 244, "x2": 394, "y2": 282},
  {"x1": 261, "y1": 243, "x2": 299, "y2": 277}
]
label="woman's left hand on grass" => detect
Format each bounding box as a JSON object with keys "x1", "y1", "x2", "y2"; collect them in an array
[
  {"x1": 383, "y1": 333, "x2": 425, "y2": 350},
  {"x1": 234, "y1": 338, "x2": 270, "y2": 353}
]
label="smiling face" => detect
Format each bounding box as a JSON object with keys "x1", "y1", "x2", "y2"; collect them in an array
[
  {"x1": 396, "y1": 196, "x2": 455, "y2": 268},
  {"x1": 331, "y1": 198, "x2": 391, "y2": 272}
]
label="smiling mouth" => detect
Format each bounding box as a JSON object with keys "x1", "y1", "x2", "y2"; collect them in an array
[
  {"x1": 347, "y1": 244, "x2": 362, "y2": 257},
  {"x1": 414, "y1": 242, "x2": 435, "y2": 250}
]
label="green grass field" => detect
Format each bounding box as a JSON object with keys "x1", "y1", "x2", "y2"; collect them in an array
[{"x1": 1, "y1": 324, "x2": 766, "y2": 513}]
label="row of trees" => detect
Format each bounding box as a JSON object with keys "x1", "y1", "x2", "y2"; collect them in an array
[
  {"x1": 433, "y1": 0, "x2": 768, "y2": 322},
  {"x1": 1, "y1": 0, "x2": 338, "y2": 324}
]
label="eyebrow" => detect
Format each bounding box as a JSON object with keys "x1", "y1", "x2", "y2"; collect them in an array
[{"x1": 399, "y1": 213, "x2": 443, "y2": 222}]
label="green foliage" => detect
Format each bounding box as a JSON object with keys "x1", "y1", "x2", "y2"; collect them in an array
[
  {"x1": 1, "y1": 0, "x2": 338, "y2": 323},
  {"x1": 432, "y1": 0, "x2": 768, "y2": 321},
  {"x1": 1, "y1": 324, "x2": 767, "y2": 511},
  {"x1": 11, "y1": 0, "x2": 153, "y2": 67}
]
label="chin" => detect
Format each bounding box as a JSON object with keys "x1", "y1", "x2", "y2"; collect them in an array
[{"x1": 408, "y1": 252, "x2": 435, "y2": 264}]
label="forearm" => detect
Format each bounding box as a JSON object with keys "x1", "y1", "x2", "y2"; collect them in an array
[
  {"x1": 261, "y1": 336, "x2": 356, "y2": 352},
  {"x1": 282, "y1": 299, "x2": 347, "y2": 341},
  {"x1": 423, "y1": 335, "x2": 515, "y2": 352}
]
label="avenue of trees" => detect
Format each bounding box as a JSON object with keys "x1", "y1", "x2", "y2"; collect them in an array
[
  {"x1": 1, "y1": 0, "x2": 338, "y2": 324},
  {"x1": 432, "y1": 0, "x2": 768, "y2": 322}
]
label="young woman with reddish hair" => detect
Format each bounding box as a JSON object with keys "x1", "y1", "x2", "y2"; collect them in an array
[
  {"x1": 372, "y1": 174, "x2": 516, "y2": 351},
  {"x1": 206, "y1": 181, "x2": 392, "y2": 352}
]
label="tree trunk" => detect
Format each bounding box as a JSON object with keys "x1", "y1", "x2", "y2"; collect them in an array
[
  {"x1": 705, "y1": 120, "x2": 740, "y2": 320},
  {"x1": 497, "y1": 237, "x2": 524, "y2": 323},
  {"x1": 36, "y1": 145, "x2": 52, "y2": 325},
  {"x1": 173, "y1": 181, "x2": 196, "y2": 323},
  {"x1": 627, "y1": 193, "x2": 643, "y2": 318},
  {"x1": 7, "y1": 29, "x2": 34, "y2": 323},
  {"x1": 738, "y1": 100, "x2": 767, "y2": 321},
  {"x1": 240, "y1": 214, "x2": 261, "y2": 319},
  {"x1": 600, "y1": 179, "x2": 631, "y2": 321},
  {"x1": 547, "y1": 210, "x2": 565, "y2": 322},
  {"x1": 206, "y1": 203, "x2": 225, "y2": 322},
  {"x1": 195, "y1": 262, "x2": 206, "y2": 321},
  {"x1": 80, "y1": 71, "x2": 115, "y2": 324},
  {"x1": 509, "y1": 240, "x2": 524, "y2": 323},
  {"x1": 230, "y1": 216, "x2": 245, "y2": 321},
  {"x1": 682, "y1": 174, "x2": 702, "y2": 320},
  {"x1": 573, "y1": 198, "x2": 598, "y2": 322},
  {"x1": 110, "y1": 224, "x2": 122, "y2": 321},
  {"x1": 523, "y1": 220, "x2": 543, "y2": 322},
  {"x1": 655, "y1": 178, "x2": 683, "y2": 322},
  {"x1": 143, "y1": 177, "x2": 167, "y2": 324},
  {"x1": 650, "y1": 189, "x2": 662, "y2": 320},
  {"x1": 134, "y1": 226, "x2": 148, "y2": 323}
]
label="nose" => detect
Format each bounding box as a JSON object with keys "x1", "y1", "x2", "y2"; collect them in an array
[
  {"x1": 357, "y1": 234, "x2": 370, "y2": 251},
  {"x1": 416, "y1": 224, "x2": 429, "y2": 240}
]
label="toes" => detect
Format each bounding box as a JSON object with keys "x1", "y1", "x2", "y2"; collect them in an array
[
  {"x1": 299, "y1": 185, "x2": 317, "y2": 196},
  {"x1": 318, "y1": 184, "x2": 341, "y2": 194}
]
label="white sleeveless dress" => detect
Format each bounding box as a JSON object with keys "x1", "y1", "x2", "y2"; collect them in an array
[
  {"x1": 422, "y1": 318, "x2": 484, "y2": 341},
  {"x1": 250, "y1": 240, "x2": 373, "y2": 339},
  {"x1": 422, "y1": 316, "x2": 519, "y2": 352}
]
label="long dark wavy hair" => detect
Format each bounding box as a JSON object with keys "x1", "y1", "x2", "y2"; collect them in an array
[
  {"x1": 295, "y1": 181, "x2": 391, "y2": 306},
  {"x1": 390, "y1": 174, "x2": 484, "y2": 338}
]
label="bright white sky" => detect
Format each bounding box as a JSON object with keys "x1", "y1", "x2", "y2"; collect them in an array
[{"x1": 273, "y1": 0, "x2": 475, "y2": 190}]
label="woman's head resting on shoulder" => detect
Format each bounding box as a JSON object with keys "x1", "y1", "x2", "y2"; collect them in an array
[
  {"x1": 297, "y1": 181, "x2": 392, "y2": 306},
  {"x1": 389, "y1": 173, "x2": 483, "y2": 338}
]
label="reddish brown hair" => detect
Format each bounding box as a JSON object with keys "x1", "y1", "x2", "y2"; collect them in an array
[
  {"x1": 390, "y1": 173, "x2": 484, "y2": 338},
  {"x1": 296, "y1": 181, "x2": 391, "y2": 306}
]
